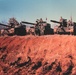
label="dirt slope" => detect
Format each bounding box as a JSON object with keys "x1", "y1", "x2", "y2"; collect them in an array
[{"x1": 0, "y1": 35, "x2": 76, "y2": 75}]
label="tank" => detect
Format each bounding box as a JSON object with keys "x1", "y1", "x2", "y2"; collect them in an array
[
  {"x1": 51, "y1": 19, "x2": 74, "y2": 35},
  {"x1": 21, "y1": 21, "x2": 54, "y2": 35},
  {"x1": 0, "y1": 23, "x2": 26, "y2": 36}
]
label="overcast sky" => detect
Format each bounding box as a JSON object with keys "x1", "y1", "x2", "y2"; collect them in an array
[{"x1": 0, "y1": 0, "x2": 76, "y2": 27}]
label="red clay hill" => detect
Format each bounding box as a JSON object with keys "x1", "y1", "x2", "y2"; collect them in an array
[{"x1": 0, "y1": 35, "x2": 76, "y2": 75}]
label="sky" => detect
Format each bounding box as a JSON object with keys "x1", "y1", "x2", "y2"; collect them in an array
[{"x1": 0, "y1": 0, "x2": 76, "y2": 27}]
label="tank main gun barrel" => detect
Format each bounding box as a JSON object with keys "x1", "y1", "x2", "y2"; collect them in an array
[
  {"x1": 21, "y1": 21, "x2": 35, "y2": 25},
  {"x1": 21, "y1": 21, "x2": 46, "y2": 25},
  {"x1": 50, "y1": 20, "x2": 61, "y2": 24},
  {"x1": 0, "y1": 23, "x2": 11, "y2": 27}
]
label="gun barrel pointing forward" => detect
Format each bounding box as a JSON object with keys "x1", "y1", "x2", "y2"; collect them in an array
[
  {"x1": 50, "y1": 20, "x2": 61, "y2": 24},
  {"x1": 21, "y1": 21, "x2": 46, "y2": 25},
  {"x1": 0, "y1": 23, "x2": 11, "y2": 27},
  {"x1": 21, "y1": 21, "x2": 35, "y2": 25}
]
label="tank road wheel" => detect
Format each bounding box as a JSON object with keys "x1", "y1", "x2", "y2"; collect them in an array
[
  {"x1": 35, "y1": 29, "x2": 41, "y2": 36},
  {"x1": 56, "y1": 27, "x2": 65, "y2": 34},
  {"x1": 1, "y1": 30, "x2": 9, "y2": 36},
  {"x1": 56, "y1": 27, "x2": 61, "y2": 34}
]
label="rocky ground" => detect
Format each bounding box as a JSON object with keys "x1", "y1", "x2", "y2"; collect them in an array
[{"x1": 0, "y1": 35, "x2": 76, "y2": 75}]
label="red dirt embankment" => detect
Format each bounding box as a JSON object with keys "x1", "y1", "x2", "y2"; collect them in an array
[{"x1": 0, "y1": 35, "x2": 76, "y2": 75}]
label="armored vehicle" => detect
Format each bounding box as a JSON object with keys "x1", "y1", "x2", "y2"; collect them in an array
[
  {"x1": 51, "y1": 19, "x2": 74, "y2": 35},
  {"x1": 0, "y1": 23, "x2": 26, "y2": 36},
  {"x1": 21, "y1": 19, "x2": 54, "y2": 36},
  {"x1": 0, "y1": 18, "x2": 26, "y2": 36}
]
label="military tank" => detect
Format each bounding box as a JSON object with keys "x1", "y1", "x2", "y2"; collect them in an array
[
  {"x1": 50, "y1": 19, "x2": 74, "y2": 35},
  {"x1": 0, "y1": 23, "x2": 26, "y2": 36},
  {"x1": 21, "y1": 20, "x2": 54, "y2": 36}
]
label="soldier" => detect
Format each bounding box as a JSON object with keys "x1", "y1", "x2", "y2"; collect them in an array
[
  {"x1": 35, "y1": 20, "x2": 40, "y2": 36},
  {"x1": 9, "y1": 18, "x2": 15, "y2": 28},
  {"x1": 58, "y1": 16, "x2": 65, "y2": 32},
  {"x1": 39, "y1": 18, "x2": 43, "y2": 23},
  {"x1": 59, "y1": 16, "x2": 63, "y2": 27},
  {"x1": 60, "y1": 16, "x2": 63, "y2": 22},
  {"x1": 67, "y1": 20, "x2": 73, "y2": 27},
  {"x1": 9, "y1": 18, "x2": 19, "y2": 28},
  {"x1": 39, "y1": 18, "x2": 45, "y2": 35}
]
